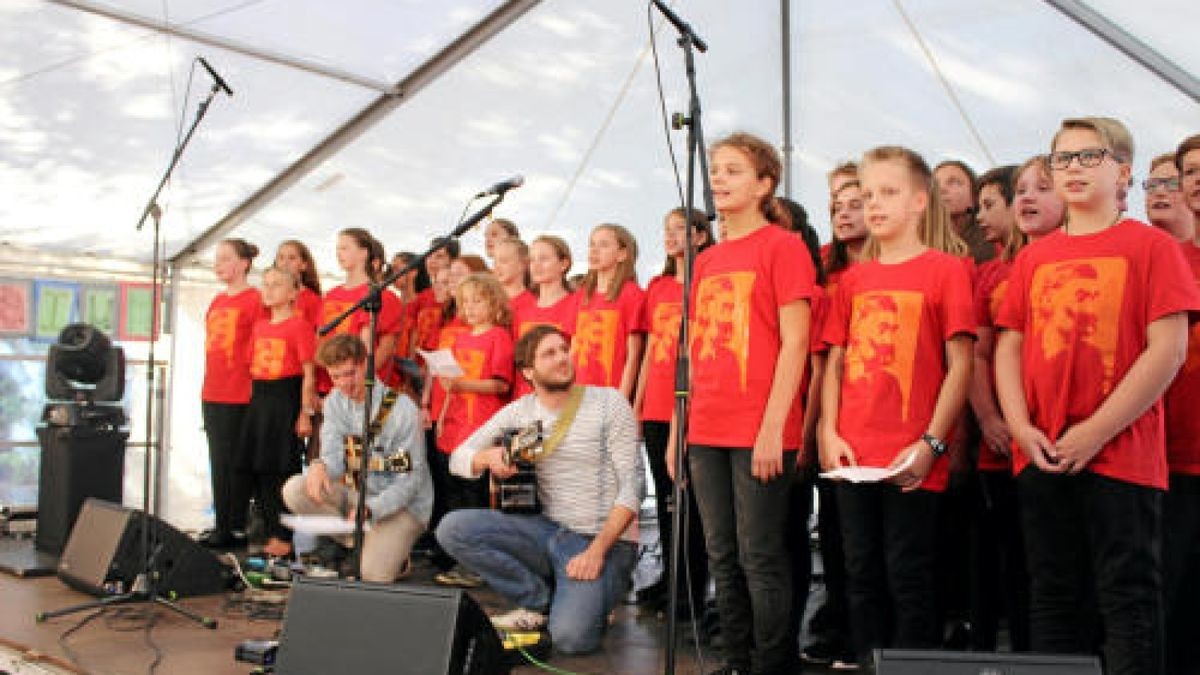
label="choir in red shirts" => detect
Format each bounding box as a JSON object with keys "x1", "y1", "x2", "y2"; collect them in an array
[
  {"x1": 996, "y1": 220, "x2": 1200, "y2": 489},
  {"x1": 822, "y1": 249, "x2": 976, "y2": 491},
  {"x1": 203, "y1": 287, "x2": 265, "y2": 403},
  {"x1": 688, "y1": 224, "x2": 817, "y2": 449},
  {"x1": 571, "y1": 280, "x2": 646, "y2": 389}
]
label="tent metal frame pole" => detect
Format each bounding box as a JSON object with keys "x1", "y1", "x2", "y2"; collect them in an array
[
  {"x1": 1043, "y1": 0, "x2": 1200, "y2": 105},
  {"x1": 780, "y1": 0, "x2": 793, "y2": 198},
  {"x1": 46, "y1": 0, "x2": 393, "y2": 93},
  {"x1": 169, "y1": 0, "x2": 542, "y2": 264}
]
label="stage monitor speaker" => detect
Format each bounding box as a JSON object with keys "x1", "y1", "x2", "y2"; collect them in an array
[
  {"x1": 35, "y1": 424, "x2": 126, "y2": 555},
  {"x1": 56, "y1": 498, "x2": 227, "y2": 598},
  {"x1": 276, "y1": 576, "x2": 508, "y2": 675},
  {"x1": 875, "y1": 649, "x2": 1102, "y2": 674}
]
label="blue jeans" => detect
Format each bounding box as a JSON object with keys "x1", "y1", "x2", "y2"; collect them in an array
[{"x1": 435, "y1": 509, "x2": 636, "y2": 655}]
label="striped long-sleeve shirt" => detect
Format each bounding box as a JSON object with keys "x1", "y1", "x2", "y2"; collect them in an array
[{"x1": 449, "y1": 386, "x2": 645, "y2": 541}]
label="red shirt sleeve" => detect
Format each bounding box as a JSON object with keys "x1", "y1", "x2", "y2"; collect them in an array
[{"x1": 1145, "y1": 232, "x2": 1200, "y2": 323}]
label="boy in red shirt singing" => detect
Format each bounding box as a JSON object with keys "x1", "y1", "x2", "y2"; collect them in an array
[{"x1": 995, "y1": 118, "x2": 1200, "y2": 675}]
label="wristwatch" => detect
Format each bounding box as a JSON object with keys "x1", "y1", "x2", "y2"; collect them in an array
[{"x1": 921, "y1": 432, "x2": 948, "y2": 458}]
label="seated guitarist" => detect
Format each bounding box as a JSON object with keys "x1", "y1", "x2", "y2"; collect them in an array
[
  {"x1": 437, "y1": 325, "x2": 645, "y2": 655},
  {"x1": 282, "y1": 334, "x2": 433, "y2": 583}
]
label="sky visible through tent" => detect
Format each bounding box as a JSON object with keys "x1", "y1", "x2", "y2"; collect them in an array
[{"x1": 1, "y1": 0, "x2": 1197, "y2": 284}]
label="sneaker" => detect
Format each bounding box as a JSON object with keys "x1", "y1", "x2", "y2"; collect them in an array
[
  {"x1": 490, "y1": 607, "x2": 547, "y2": 632},
  {"x1": 831, "y1": 658, "x2": 862, "y2": 671},
  {"x1": 435, "y1": 566, "x2": 484, "y2": 588}
]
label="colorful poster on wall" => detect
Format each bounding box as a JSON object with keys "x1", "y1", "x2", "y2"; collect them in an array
[
  {"x1": 80, "y1": 285, "x2": 118, "y2": 336},
  {"x1": 0, "y1": 279, "x2": 32, "y2": 336},
  {"x1": 119, "y1": 283, "x2": 156, "y2": 341},
  {"x1": 34, "y1": 280, "x2": 79, "y2": 340}
]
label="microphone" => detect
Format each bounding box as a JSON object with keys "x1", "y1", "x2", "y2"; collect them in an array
[
  {"x1": 474, "y1": 175, "x2": 524, "y2": 198},
  {"x1": 197, "y1": 57, "x2": 234, "y2": 97}
]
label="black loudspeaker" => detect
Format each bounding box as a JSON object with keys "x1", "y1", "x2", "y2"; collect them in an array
[
  {"x1": 35, "y1": 425, "x2": 126, "y2": 555},
  {"x1": 875, "y1": 649, "x2": 1102, "y2": 674},
  {"x1": 276, "y1": 576, "x2": 508, "y2": 675},
  {"x1": 56, "y1": 499, "x2": 228, "y2": 598}
]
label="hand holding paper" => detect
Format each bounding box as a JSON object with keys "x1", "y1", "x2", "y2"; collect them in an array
[
  {"x1": 820, "y1": 447, "x2": 918, "y2": 484},
  {"x1": 418, "y1": 348, "x2": 464, "y2": 378}
]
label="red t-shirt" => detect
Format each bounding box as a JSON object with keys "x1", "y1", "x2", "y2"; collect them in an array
[
  {"x1": 996, "y1": 220, "x2": 1200, "y2": 489},
  {"x1": 202, "y1": 288, "x2": 264, "y2": 403},
  {"x1": 687, "y1": 224, "x2": 816, "y2": 448},
  {"x1": 249, "y1": 315, "x2": 316, "y2": 381},
  {"x1": 973, "y1": 258, "x2": 1014, "y2": 472},
  {"x1": 315, "y1": 283, "x2": 403, "y2": 393},
  {"x1": 295, "y1": 287, "x2": 323, "y2": 332},
  {"x1": 571, "y1": 280, "x2": 646, "y2": 389},
  {"x1": 640, "y1": 275, "x2": 683, "y2": 422},
  {"x1": 436, "y1": 327, "x2": 515, "y2": 454},
  {"x1": 1163, "y1": 241, "x2": 1200, "y2": 475},
  {"x1": 412, "y1": 288, "x2": 446, "y2": 352},
  {"x1": 510, "y1": 291, "x2": 578, "y2": 399},
  {"x1": 428, "y1": 316, "x2": 471, "y2": 425},
  {"x1": 822, "y1": 249, "x2": 976, "y2": 492},
  {"x1": 387, "y1": 289, "x2": 419, "y2": 361}
]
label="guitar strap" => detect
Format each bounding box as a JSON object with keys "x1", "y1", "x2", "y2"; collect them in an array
[
  {"x1": 534, "y1": 385, "x2": 585, "y2": 461},
  {"x1": 346, "y1": 388, "x2": 400, "y2": 465}
]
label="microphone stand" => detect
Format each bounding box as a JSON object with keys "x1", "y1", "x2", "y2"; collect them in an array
[
  {"x1": 651, "y1": 2, "x2": 715, "y2": 673},
  {"x1": 37, "y1": 79, "x2": 227, "y2": 629},
  {"x1": 319, "y1": 193, "x2": 507, "y2": 580}
]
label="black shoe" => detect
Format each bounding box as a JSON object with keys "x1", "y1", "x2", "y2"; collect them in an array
[
  {"x1": 198, "y1": 529, "x2": 246, "y2": 550},
  {"x1": 801, "y1": 638, "x2": 838, "y2": 665},
  {"x1": 635, "y1": 577, "x2": 669, "y2": 605}
]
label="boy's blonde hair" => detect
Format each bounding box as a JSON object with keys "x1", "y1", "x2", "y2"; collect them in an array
[
  {"x1": 457, "y1": 272, "x2": 512, "y2": 328},
  {"x1": 861, "y1": 145, "x2": 968, "y2": 260},
  {"x1": 1051, "y1": 117, "x2": 1134, "y2": 164}
]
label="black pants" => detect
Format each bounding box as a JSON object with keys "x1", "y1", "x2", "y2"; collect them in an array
[
  {"x1": 837, "y1": 482, "x2": 940, "y2": 665},
  {"x1": 1017, "y1": 467, "x2": 1164, "y2": 675},
  {"x1": 1163, "y1": 473, "x2": 1200, "y2": 675},
  {"x1": 643, "y1": 421, "x2": 708, "y2": 609},
  {"x1": 787, "y1": 465, "x2": 814, "y2": 655},
  {"x1": 202, "y1": 401, "x2": 252, "y2": 536},
  {"x1": 807, "y1": 478, "x2": 853, "y2": 651},
  {"x1": 969, "y1": 469, "x2": 1030, "y2": 651},
  {"x1": 426, "y1": 427, "x2": 488, "y2": 571},
  {"x1": 689, "y1": 445, "x2": 796, "y2": 674},
  {"x1": 244, "y1": 472, "x2": 290, "y2": 541}
]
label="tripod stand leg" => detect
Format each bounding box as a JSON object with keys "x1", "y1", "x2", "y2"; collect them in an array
[
  {"x1": 153, "y1": 595, "x2": 218, "y2": 629},
  {"x1": 35, "y1": 591, "x2": 137, "y2": 622}
]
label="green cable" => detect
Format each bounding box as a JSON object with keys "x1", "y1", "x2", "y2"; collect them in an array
[{"x1": 516, "y1": 644, "x2": 592, "y2": 675}]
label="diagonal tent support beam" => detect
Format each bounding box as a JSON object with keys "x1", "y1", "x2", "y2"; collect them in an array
[
  {"x1": 169, "y1": 0, "x2": 542, "y2": 263},
  {"x1": 1043, "y1": 0, "x2": 1200, "y2": 105}
]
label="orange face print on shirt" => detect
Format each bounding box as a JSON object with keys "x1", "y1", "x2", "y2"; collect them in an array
[
  {"x1": 1030, "y1": 258, "x2": 1126, "y2": 393},
  {"x1": 649, "y1": 302, "x2": 682, "y2": 365},
  {"x1": 845, "y1": 291, "x2": 923, "y2": 420},
  {"x1": 573, "y1": 309, "x2": 621, "y2": 385},
  {"x1": 454, "y1": 347, "x2": 487, "y2": 423},
  {"x1": 206, "y1": 308, "x2": 240, "y2": 360},
  {"x1": 251, "y1": 337, "x2": 287, "y2": 380},
  {"x1": 322, "y1": 301, "x2": 354, "y2": 336},
  {"x1": 692, "y1": 272, "x2": 755, "y2": 391},
  {"x1": 989, "y1": 279, "x2": 1009, "y2": 322}
]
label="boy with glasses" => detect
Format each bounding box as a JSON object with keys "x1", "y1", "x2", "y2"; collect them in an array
[{"x1": 994, "y1": 117, "x2": 1200, "y2": 675}]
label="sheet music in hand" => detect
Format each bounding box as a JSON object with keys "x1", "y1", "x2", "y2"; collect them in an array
[
  {"x1": 819, "y1": 447, "x2": 918, "y2": 483},
  {"x1": 417, "y1": 348, "x2": 465, "y2": 378}
]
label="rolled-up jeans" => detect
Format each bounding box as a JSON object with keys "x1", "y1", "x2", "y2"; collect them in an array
[{"x1": 435, "y1": 509, "x2": 636, "y2": 655}]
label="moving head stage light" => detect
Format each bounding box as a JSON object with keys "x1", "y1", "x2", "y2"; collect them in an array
[{"x1": 43, "y1": 323, "x2": 126, "y2": 429}]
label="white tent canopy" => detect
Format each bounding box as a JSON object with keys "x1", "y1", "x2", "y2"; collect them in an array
[{"x1": 1, "y1": 0, "x2": 1197, "y2": 525}]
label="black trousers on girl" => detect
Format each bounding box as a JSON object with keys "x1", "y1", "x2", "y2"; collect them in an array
[
  {"x1": 642, "y1": 421, "x2": 708, "y2": 611},
  {"x1": 837, "y1": 482, "x2": 940, "y2": 666},
  {"x1": 201, "y1": 401, "x2": 251, "y2": 538},
  {"x1": 969, "y1": 469, "x2": 1030, "y2": 651}
]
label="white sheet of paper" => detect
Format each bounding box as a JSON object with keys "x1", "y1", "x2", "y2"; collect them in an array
[
  {"x1": 417, "y1": 348, "x2": 465, "y2": 378},
  {"x1": 281, "y1": 514, "x2": 370, "y2": 535},
  {"x1": 819, "y1": 447, "x2": 918, "y2": 483}
]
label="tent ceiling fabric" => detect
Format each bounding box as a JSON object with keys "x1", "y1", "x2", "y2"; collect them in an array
[{"x1": 1, "y1": 0, "x2": 1197, "y2": 283}]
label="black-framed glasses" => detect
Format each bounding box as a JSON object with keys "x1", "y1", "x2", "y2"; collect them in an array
[
  {"x1": 1142, "y1": 176, "x2": 1181, "y2": 192},
  {"x1": 1048, "y1": 148, "x2": 1115, "y2": 170}
]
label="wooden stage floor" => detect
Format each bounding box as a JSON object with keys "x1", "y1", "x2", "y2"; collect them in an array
[{"x1": 0, "y1": 552, "x2": 722, "y2": 675}]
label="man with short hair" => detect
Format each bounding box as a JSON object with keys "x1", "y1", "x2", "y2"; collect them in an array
[
  {"x1": 436, "y1": 325, "x2": 644, "y2": 655},
  {"x1": 281, "y1": 334, "x2": 432, "y2": 583}
]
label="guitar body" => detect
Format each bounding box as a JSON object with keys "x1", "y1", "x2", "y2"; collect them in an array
[{"x1": 489, "y1": 421, "x2": 545, "y2": 514}]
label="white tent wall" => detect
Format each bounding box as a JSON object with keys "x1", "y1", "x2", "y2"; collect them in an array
[{"x1": 2, "y1": 0, "x2": 1199, "y2": 529}]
